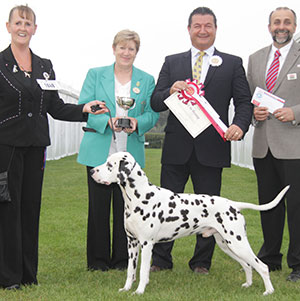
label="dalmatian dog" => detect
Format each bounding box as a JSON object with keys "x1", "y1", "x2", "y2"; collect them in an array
[{"x1": 90, "y1": 152, "x2": 289, "y2": 296}]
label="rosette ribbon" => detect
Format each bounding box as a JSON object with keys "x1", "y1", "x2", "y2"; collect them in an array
[{"x1": 180, "y1": 80, "x2": 228, "y2": 141}]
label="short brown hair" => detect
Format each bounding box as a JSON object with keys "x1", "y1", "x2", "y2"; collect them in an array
[
  {"x1": 9, "y1": 5, "x2": 36, "y2": 24},
  {"x1": 112, "y1": 30, "x2": 140, "y2": 53}
]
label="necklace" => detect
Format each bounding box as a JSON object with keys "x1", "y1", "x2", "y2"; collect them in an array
[{"x1": 16, "y1": 61, "x2": 32, "y2": 78}]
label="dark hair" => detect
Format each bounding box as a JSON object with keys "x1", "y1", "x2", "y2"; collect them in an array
[
  {"x1": 8, "y1": 4, "x2": 36, "y2": 24},
  {"x1": 268, "y1": 7, "x2": 297, "y2": 25},
  {"x1": 188, "y1": 7, "x2": 217, "y2": 27}
]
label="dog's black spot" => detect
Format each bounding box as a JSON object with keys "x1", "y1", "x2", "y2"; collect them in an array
[
  {"x1": 215, "y1": 212, "x2": 223, "y2": 224},
  {"x1": 169, "y1": 209, "x2": 173, "y2": 214},
  {"x1": 166, "y1": 216, "x2": 180, "y2": 222},
  {"x1": 180, "y1": 222, "x2": 190, "y2": 229},
  {"x1": 153, "y1": 204, "x2": 157, "y2": 210},
  {"x1": 117, "y1": 172, "x2": 126, "y2": 187},
  {"x1": 236, "y1": 235, "x2": 242, "y2": 241},
  {"x1": 143, "y1": 241, "x2": 148, "y2": 246},
  {"x1": 203, "y1": 204, "x2": 207, "y2": 208},
  {"x1": 142, "y1": 201, "x2": 149, "y2": 205},
  {"x1": 125, "y1": 212, "x2": 131, "y2": 218},
  {"x1": 150, "y1": 224, "x2": 153, "y2": 228},
  {"x1": 255, "y1": 258, "x2": 259, "y2": 263},
  {"x1": 181, "y1": 199, "x2": 189, "y2": 205},
  {"x1": 158, "y1": 237, "x2": 172, "y2": 242},
  {"x1": 146, "y1": 192, "x2": 155, "y2": 200},
  {"x1": 134, "y1": 190, "x2": 141, "y2": 198},
  {"x1": 230, "y1": 231, "x2": 234, "y2": 235},
  {"x1": 157, "y1": 203, "x2": 161, "y2": 208},
  {"x1": 143, "y1": 213, "x2": 150, "y2": 221},
  {"x1": 128, "y1": 177, "x2": 135, "y2": 188},
  {"x1": 169, "y1": 201, "x2": 176, "y2": 209},
  {"x1": 134, "y1": 206, "x2": 143, "y2": 215},
  {"x1": 152, "y1": 212, "x2": 156, "y2": 218},
  {"x1": 210, "y1": 198, "x2": 215, "y2": 205},
  {"x1": 195, "y1": 199, "x2": 200, "y2": 206},
  {"x1": 137, "y1": 170, "x2": 142, "y2": 176},
  {"x1": 175, "y1": 227, "x2": 180, "y2": 232},
  {"x1": 170, "y1": 195, "x2": 175, "y2": 200},
  {"x1": 201, "y1": 209, "x2": 209, "y2": 218},
  {"x1": 180, "y1": 209, "x2": 189, "y2": 222},
  {"x1": 158, "y1": 210, "x2": 164, "y2": 223}
]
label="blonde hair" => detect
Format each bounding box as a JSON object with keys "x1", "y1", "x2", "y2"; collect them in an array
[
  {"x1": 112, "y1": 30, "x2": 140, "y2": 53},
  {"x1": 9, "y1": 4, "x2": 36, "y2": 24}
]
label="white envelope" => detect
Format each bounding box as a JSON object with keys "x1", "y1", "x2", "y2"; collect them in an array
[{"x1": 251, "y1": 87, "x2": 285, "y2": 114}]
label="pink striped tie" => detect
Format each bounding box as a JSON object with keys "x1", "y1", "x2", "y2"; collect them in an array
[{"x1": 266, "y1": 50, "x2": 281, "y2": 92}]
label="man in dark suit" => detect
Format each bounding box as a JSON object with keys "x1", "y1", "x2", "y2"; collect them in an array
[
  {"x1": 150, "y1": 7, "x2": 252, "y2": 274},
  {"x1": 247, "y1": 7, "x2": 300, "y2": 282}
]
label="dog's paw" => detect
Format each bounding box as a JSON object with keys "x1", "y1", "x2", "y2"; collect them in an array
[
  {"x1": 133, "y1": 288, "x2": 145, "y2": 295},
  {"x1": 241, "y1": 282, "x2": 252, "y2": 288},
  {"x1": 119, "y1": 285, "x2": 131, "y2": 292},
  {"x1": 263, "y1": 288, "x2": 274, "y2": 296}
]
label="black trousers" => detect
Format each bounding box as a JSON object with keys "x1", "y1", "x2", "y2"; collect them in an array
[
  {"x1": 86, "y1": 167, "x2": 128, "y2": 270},
  {"x1": 0, "y1": 145, "x2": 45, "y2": 287},
  {"x1": 254, "y1": 150, "x2": 300, "y2": 269},
  {"x1": 152, "y1": 149, "x2": 222, "y2": 270}
]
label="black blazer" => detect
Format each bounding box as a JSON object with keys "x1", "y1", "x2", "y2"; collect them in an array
[
  {"x1": 151, "y1": 49, "x2": 253, "y2": 168},
  {"x1": 0, "y1": 46, "x2": 86, "y2": 147}
]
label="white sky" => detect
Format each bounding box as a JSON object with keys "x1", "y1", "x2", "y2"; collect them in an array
[{"x1": 1, "y1": 0, "x2": 299, "y2": 92}]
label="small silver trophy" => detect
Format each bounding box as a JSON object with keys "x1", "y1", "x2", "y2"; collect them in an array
[{"x1": 116, "y1": 97, "x2": 136, "y2": 129}]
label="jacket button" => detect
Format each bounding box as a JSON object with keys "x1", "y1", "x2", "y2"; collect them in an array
[{"x1": 28, "y1": 112, "x2": 33, "y2": 117}]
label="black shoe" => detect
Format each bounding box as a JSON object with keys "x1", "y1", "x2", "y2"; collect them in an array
[
  {"x1": 4, "y1": 284, "x2": 21, "y2": 290},
  {"x1": 150, "y1": 265, "x2": 172, "y2": 272},
  {"x1": 268, "y1": 264, "x2": 282, "y2": 272},
  {"x1": 287, "y1": 269, "x2": 300, "y2": 282},
  {"x1": 88, "y1": 266, "x2": 109, "y2": 272}
]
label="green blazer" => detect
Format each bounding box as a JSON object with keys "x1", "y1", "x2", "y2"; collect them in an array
[{"x1": 77, "y1": 64, "x2": 159, "y2": 168}]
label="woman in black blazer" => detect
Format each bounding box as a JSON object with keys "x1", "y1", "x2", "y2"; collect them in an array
[{"x1": 0, "y1": 5, "x2": 106, "y2": 290}]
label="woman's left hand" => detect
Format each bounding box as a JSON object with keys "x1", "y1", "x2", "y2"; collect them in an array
[
  {"x1": 83, "y1": 100, "x2": 108, "y2": 114},
  {"x1": 123, "y1": 117, "x2": 138, "y2": 134}
]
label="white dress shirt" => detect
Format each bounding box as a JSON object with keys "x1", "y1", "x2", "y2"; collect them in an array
[
  {"x1": 108, "y1": 77, "x2": 131, "y2": 155},
  {"x1": 191, "y1": 45, "x2": 215, "y2": 84}
]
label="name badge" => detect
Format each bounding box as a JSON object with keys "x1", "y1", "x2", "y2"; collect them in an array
[
  {"x1": 37, "y1": 79, "x2": 60, "y2": 90},
  {"x1": 287, "y1": 73, "x2": 297, "y2": 80}
]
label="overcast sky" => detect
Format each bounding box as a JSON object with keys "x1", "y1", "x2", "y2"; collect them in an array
[{"x1": 1, "y1": 0, "x2": 299, "y2": 92}]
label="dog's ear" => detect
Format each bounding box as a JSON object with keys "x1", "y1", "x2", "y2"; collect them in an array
[{"x1": 117, "y1": 160, "x2": 127, "y2": 186}]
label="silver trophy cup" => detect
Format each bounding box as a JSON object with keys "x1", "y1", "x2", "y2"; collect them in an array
[{"x1": 116, "y1": 97, "x2": 136, "y2": 129}]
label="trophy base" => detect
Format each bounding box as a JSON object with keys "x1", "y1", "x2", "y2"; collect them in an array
[{"x1": 116, "y1": 118, "x2": 131, "y2": 129}]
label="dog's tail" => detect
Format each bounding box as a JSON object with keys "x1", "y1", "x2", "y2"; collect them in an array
[{"x1": 233, "y1": 185, "x2": 289, "y2": 211}]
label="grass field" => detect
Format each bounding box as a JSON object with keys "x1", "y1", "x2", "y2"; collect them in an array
[{"x1": 0, "y1": 149, "x2": 298, "y2": 300}]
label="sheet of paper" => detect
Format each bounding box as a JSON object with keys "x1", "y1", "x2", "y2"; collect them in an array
[
  {"x1": 251, "y1": 87, "x2": 285, "y2": 114},
  {"x1": 164, "y1": 92, "x2": 211, "y2": 138}
]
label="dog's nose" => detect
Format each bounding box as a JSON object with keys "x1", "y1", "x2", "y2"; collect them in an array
[{"x1": 90, "y1": 169, "x2": 95, "y2": 176}]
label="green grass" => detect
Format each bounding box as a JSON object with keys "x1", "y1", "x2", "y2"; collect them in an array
[{"x1": 0, "y1": 149, "x2": 297, "y2": 300}]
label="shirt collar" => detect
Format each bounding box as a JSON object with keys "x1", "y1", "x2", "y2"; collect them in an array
[
  {"x1": 191, "y1": 45, "x2": 215, "y2": 58},
  {"x1": 271, "y1": 40, "x2": 293, "y2": 56}
]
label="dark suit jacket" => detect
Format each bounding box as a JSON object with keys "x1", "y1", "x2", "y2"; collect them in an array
[
  {"x1": 151, "y1": 49, "x2": 253, "y2": 168},
  {"x1": 0, "y1": 46, "x2": 86, "y2": 147}
]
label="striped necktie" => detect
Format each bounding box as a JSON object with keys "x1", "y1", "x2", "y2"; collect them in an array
[
  {"x1": 193, "y1": 51, "x2": 205, "y2": 83},
  {"x1": 266, "y1": 50, "x2": 281, "y2": 93}
]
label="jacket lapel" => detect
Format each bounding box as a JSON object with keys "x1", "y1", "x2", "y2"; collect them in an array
[
  {"x1": 259, "y1": 46, "x2": 271, "y2": 90},
  {"x1": 204, "y1": 49, "x2": 219, "y2": 87},
  {"x1": 273, "y1": 41, "x2": 300, "y2": 93},
  {"x1": 101, "y1": 64, "x2": 116, "y2": 114}
]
